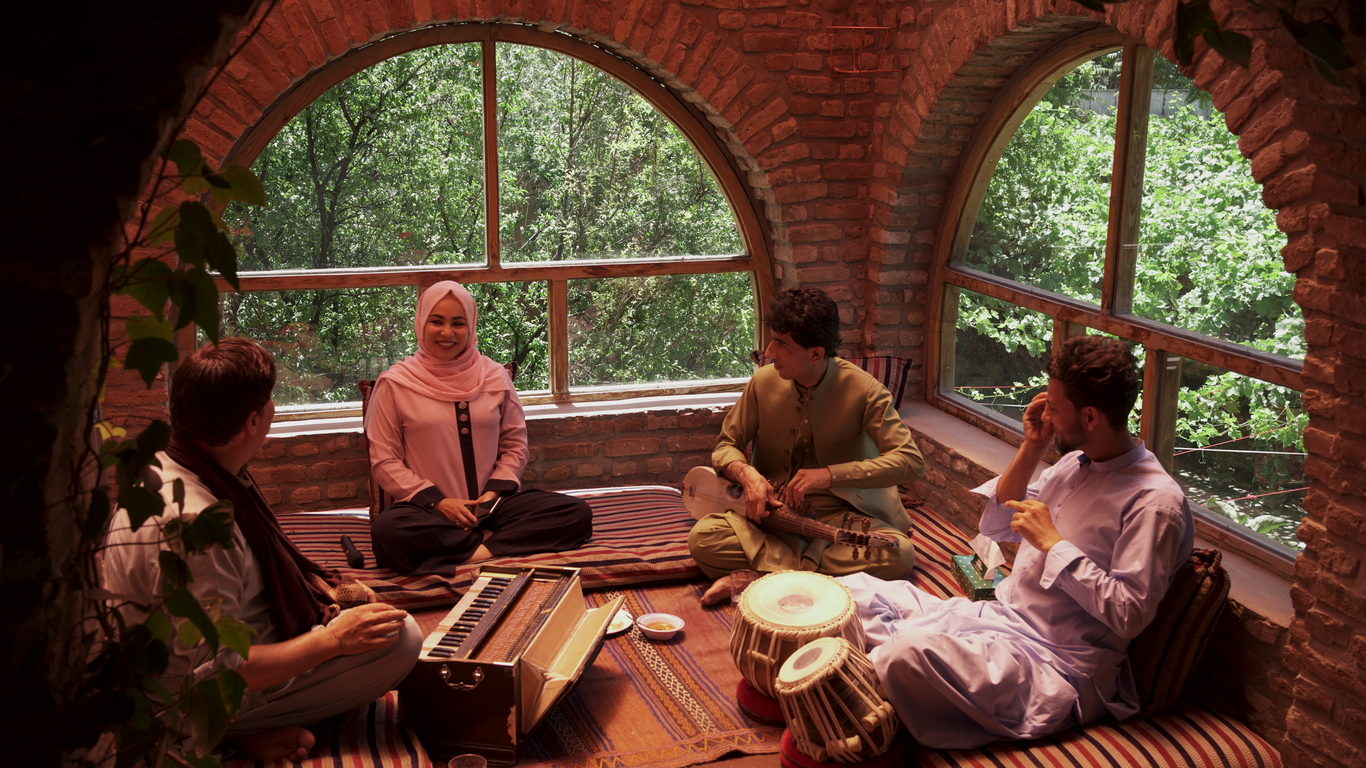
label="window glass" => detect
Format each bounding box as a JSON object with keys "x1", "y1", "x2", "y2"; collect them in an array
[
  {"x1": 962, "y1": 50, "x2": 1121, "y2": 304},
  {"x1": 496, "y1": 43, "x2": 743, "y2": 262},
  {"x1": 568, "y1": 273, "x2": 754, "y2": 387},
  {"x1": 1132, "y1": 58, "x2": 1300, "y2": 359},
  {"x1": 949, "y1": 288, "x2": 1051, "y2": 424},
  {"x1": 229, "y1": 44, "x2": 485, "y2": 270},
  {"x1": 219, "y1": 286, "x2": 419, "y2": 405},
  {"x1": 1172, "y1": 359, "x2": 1306, "y2": 552},
  {"x1": 466, "y1": 281, "x2": 550, "y2": 391}
]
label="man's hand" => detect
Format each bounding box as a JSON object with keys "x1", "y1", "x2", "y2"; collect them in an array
[
  {"x1": 435, "y1": 498, "x2": 479, "y2": 529},
  {"x1": 1021, "y1": 392, "x2": 1054, "y2": 451},
  {"x1": 780, "y1": 468, "x2": 831, "y2": 510},
  {"x1": 327, "y1": 603, "x2": 409, "y2": 655},
  {"x1": 1005, "y1": 499, "x2": 1063, "y2": 553},
  {"x1": 727, "y1": 461, "x2": 779, "y2": 523}
]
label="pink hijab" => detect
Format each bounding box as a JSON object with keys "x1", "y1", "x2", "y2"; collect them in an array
[{"x1": 377, "y1": 281, "x2": 511, "y2": 401}]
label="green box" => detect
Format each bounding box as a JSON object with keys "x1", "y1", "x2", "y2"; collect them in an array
[{"x1": 951, "y1": 554, "x2": 1006, "y2": 601}]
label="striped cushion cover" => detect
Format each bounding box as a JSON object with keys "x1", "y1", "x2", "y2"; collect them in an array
[
  {"x1": 909, "y1": 700, "x2": 1280, "y2": 768},
  {"x1": 221, "y1": 691, "x2": 431, "y2": 768},
  {"x1": 1130, "y1": 548, "x2": 1231, "y2": 715},
  {"x1": 846, "y1": 355, "x2": 912, "y2": 409},
  {"x1": 278, "y1": 486, "x2": 699, "y2": 609}
]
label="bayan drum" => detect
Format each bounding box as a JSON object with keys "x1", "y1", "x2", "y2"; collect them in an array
[
  {"x1": 730, "y1": 571, "x2": 864, "y2": 699},
  {"x1": 775, "y1": 637, "x2": 900, "y2": 764}
]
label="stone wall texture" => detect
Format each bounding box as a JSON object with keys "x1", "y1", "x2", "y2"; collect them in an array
[{"x1": 93, "y1": 1, "x2": 1366, "y2": 765}]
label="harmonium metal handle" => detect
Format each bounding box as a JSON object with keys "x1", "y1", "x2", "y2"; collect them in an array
[{"x1": 440, "y1": 664, "x2": 484, "y2": 691}]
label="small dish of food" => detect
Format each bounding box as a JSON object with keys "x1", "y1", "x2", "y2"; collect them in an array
[{"x1": 636, "y1": 612, "x2": 685, "y2": 640}]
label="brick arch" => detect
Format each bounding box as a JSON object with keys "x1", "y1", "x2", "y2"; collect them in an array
[
  {"x1": 882, "y1": 2, "x2": 1365, "y2": 764},
  {"x1": 179, "y1": 0, "x2": 784, "y2": 272}
]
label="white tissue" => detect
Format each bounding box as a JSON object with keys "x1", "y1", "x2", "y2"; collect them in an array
[{"x1": 970, "y1": 533, "x2": 1007, "y2": 575}]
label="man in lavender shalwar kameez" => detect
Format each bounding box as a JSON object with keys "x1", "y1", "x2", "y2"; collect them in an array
[{"x1": 841, "y1": 336, "x2": 1194, "y2": 750}]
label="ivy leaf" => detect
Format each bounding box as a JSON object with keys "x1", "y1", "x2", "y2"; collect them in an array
[
  {"x1": 214, "y1": 164, "x2": 267, "y2": 207},
  {"x1": 168, "y1": 140, "x2": 205, "y2": 180},
  {"x1": 121, "y1": 486, "x2": 165, "y2": 530},
  {"x1": 158, "y1": 550, "x2": 192, "y2": 589},
  {"x1": 167, "y1": 267, "x2": 221, "y2": 341},
  {"x1": 82, "y1": 487, "x2": 111, "y2": 545},
  {"x1": 217, "y1": 669, "x2": 247, "y2": 719},
  {"x1": 166, "y1": 586, "x2": 219, "y2": 650},
  {"x1": 215, "y1": 615, "x2": 255, "y2": 662},
  {"x1": 115, "y1": 258, "x2": 173, "y2": 318},
  {"x1": 125, "y1": 316, "x2": 175, "y2": 343},
  {"x1": 144, "y1": 612, "x2": 173, "y2": 644},
  {"x1": 186, "y1": 677, "x2": 232, "y2": 757},
  {"x1": 1174, "y1": 0, "x2": 1217, "y2": 65},
  {"x1": 134, "y1": 420, "x2": 171, "y2": 471},
  {"x1": 174, "y1": 202, "x2": 241, "y2": 290},
  {"x1": 181, "y1": 499, "x2": 236, "y2": 554},
  {"x1": 1203, "y1": 30, "x2": 1251, "y2": 68},
  {"x1": 124, "y1": 337, "x2": 177, "y2": 387},
  {"x1": 147, "y1": 205, "x2": 181, "y2": 246}
]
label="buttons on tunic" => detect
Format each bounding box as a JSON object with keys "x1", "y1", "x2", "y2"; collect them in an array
[
  {"x1": 460, "y1": 414, "x2": 468, "y2": 422},
  {"x1": 460, "y1": 428, "x2": 469, "y2": 434}
]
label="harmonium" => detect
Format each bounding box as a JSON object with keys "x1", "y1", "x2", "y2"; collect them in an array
[{"x1": 400, "y1": 565, "x2": 625, "y2": 765}]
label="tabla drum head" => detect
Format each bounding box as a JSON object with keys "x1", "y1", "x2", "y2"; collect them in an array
[
  {"x1": 740, "y1": 571, "x2": 852, "y2": 630},
  {"x1": 776, "y1": 637, "x2": 846, "y2": 686}
]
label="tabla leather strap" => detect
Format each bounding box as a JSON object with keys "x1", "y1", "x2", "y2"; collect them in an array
[{"x1": 455, "y1": 401, "x2": 480, "y2": 499}]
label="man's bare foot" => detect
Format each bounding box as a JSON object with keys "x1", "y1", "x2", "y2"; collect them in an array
[
  {"x1": 232, "y1": 725, "x2": 316, "y2": 762},
  {"x1": 700, "y1": 574, "x2": 733, "y2": 606}
]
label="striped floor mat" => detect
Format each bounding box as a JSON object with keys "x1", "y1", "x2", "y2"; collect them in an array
[{"x1": 221, "y1": 691, "x2": 430, "y2": 768}]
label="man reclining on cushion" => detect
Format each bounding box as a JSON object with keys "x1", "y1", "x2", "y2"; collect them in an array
[
  {"x1": 104, "y1": 338, "x2": 421, "y2": 761},
  {"x1": 689, "y1": 287, "x2": 925, "y2": 605},
  {"x1": 840, "y1": 336, "x2": 1194, "y2": 749}
]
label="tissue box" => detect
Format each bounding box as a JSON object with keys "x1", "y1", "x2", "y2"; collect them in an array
[{"x1": 952, "y1": 554, "x2": 1006, "y2": 601}]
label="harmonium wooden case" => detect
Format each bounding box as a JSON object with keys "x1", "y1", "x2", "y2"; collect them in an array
[{"x1": 400, "y1": 565, "x2": 624, "y2": 765}]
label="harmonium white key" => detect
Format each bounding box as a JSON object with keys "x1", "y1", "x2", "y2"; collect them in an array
[{"x1": 399, "y1": 565, "x2": 625, "y2": 766}]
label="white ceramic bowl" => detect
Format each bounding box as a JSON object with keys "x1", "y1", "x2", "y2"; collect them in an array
[{"x1": 636, "y1": 612, "x2": 685, "y2": 640}]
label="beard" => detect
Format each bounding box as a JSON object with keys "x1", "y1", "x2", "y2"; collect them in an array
[{"x1": 1053, "y1": 427, "x2": 1084, "y2": 456}]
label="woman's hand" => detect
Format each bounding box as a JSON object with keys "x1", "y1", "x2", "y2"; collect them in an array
[
  {"x1": 327, "y1": 603, "x2": 408, "y2": 655},
  {"x1": 435, "y1": 498, "x2": 478, "y2": 529}
]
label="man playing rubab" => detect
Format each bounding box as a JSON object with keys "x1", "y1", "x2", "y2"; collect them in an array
[{"x1": 688, "y1": 287, "x2": 924, "y2": 605}]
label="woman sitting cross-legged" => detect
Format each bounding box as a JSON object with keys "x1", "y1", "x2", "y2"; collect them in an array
[{"x1": 366, "y1": 280, "x2": 592, "y2": 575}]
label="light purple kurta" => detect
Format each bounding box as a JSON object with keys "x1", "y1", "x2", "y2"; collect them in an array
[
  {"x1": 365, "y1": 374, "x2": 528, "y2": 503},
  {"x1": 840, "y1": 442, "x2": 1193, "y2": 749}
]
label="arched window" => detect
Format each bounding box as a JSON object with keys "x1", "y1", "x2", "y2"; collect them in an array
[
  {"x1": 935, "y1": 35, "x2": 1305, "y2": 563},
  {"x1": 218, "y1": 25, "x2": 770, "y2": 412}
]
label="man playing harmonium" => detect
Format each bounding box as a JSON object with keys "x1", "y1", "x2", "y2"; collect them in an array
[
  {"x1": 104, "y1": 338, "x2": 421, "y2": 761},
  {"x1": 840, "y1": 335, "x2": 1195, "y2": 749},
  {"x1": 689, "y1": 287, "x2": 925, "y2": 605}
]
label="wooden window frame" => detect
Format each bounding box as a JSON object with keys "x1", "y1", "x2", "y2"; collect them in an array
[
  {"x1": 206, "y1": 23, "x2": 774, "y2": 411},
  {"x1": 927, "y1": 30, "x2": 1303, "y2": 569}
]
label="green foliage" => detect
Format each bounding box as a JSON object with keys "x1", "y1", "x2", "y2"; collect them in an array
[
  {"x1": 223, "y1": 42, "x2": 751, "y2": 404},
  {"x1": 956, "y1": 52, "x2": 1306, "y2": 551}
]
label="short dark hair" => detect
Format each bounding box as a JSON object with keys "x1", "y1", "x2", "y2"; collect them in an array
[
  {"x1": 765, "y1": 287, "x2": 839, "y2": 357},
  {"x1": 1045, "y1": 335, "x2": 1140, "y2": 431},
  {"x1": 170, "y1": 338, "x2": 277, "y2": 447}
]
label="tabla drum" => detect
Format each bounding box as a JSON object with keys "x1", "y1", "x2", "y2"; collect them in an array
[
  {"x1": 775, "y1": 637, "x2": 900, "y2": 764},
  {"x1": 730, "y1": 571, "x2": 864, "y2": 698}
]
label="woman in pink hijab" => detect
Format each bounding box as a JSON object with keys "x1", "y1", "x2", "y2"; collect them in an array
[{"x1": 365, "y1": 281, "x2": 592, "y2": 575}]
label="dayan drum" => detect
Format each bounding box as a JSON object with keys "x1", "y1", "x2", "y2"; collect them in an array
[
  {"x1": 775, "y1": 637, "x2": 900, "y2": 764},
  {"x1": 731, "y1": 571, "x2": 864, "y2": 699}
]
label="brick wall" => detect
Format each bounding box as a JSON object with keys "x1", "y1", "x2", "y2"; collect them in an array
[
  {"x1": 95, "y1": 1, "x2": 1366, "y2": 764},
  {"x1": 254, "y1": 405, "x2": 728, "y2": 513}
]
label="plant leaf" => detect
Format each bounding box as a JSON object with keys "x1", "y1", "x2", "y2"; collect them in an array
[
  {"x1": 115, "y1": 258, "x2": 173, "y2": 318},
  {"x1": 175, "y1": 202, "x2": 239, "y2": 290},
  {"x1": 145, "y1": 611, "x2": 173, "y2": 643},
  {"x1": 1203, "y1": 30, "x2": 1252, "y2": 68},
  {"x1": 181, "y1": 499, "x2": 236, "y2": 554},
  {"x1": 125, "y1": 316, "x2": 175, "y2": 343},
  {"x1": 167, "y1": 267, "x2": 222, "y2": 341},
  {"x1": 216, "y1": 615, "x2": 255, "y2": 660},
  {"x1": 1174, "y1": 0, "x2": 1216, "y2": 65},
  {"x1": 187, "y1": 677, "x2": 231, "y2": 757},
  {"x1": 124, "y1": 337, "x2": 177, "y2": 386},
  {"x1": 82, "y1": 487, "x2": 111, "y2": 545},
  {"x1": 166, "y1": 586, "x2": 219, "y2": 650},
  {"x1": 148, "y1": 205, "x2": 181, "y2": 246},
  {"x1": 1280, "y1": 10, "x2": 1352, "y2": 71},
  {"x1": 217, "y1": 668, "x2": 247, "y2": 718},
  {"x1": 121, "y1": 486, "x2": 165, "y2": 531},
  {"x1": 216, "y1": 164, "x2": 267, "y2": 207},
  {"x1": 168, "y1": 140, "x2": 205, "y2": 179}
]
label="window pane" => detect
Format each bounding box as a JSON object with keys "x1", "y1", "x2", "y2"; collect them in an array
[
  {"x1": 497, "y1": 43, "x2": 743, "y2": 262},
  {"x1": 466, "y1": 282, "x2": 550, "y2": 392},
  {"x1": 228, "y1": 44, "x2": 485, "y2": 270},
  {"x1": 1173, "y1": 359, "x2": 1306, "y2": 552},
  {"x1": 567, "y1": 274, "x2": 754, "y2": 386},
  {"x1": 1132, "y1": 58, "x2": 1300, "y2": 359},
  {"x1": 963, "y1": 51, "x2": 1120, "y2": 304},
  {"x1": 220, "y1": 286, "x2": 420, "y2": 405},
  {"x1": 949, "y1": 288, "x2": 1051, "y2": 424}
]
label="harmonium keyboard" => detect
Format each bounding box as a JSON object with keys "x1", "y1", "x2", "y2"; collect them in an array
[{"x1": 399, "y1": 565, "x2": 624, "y2": 765}]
